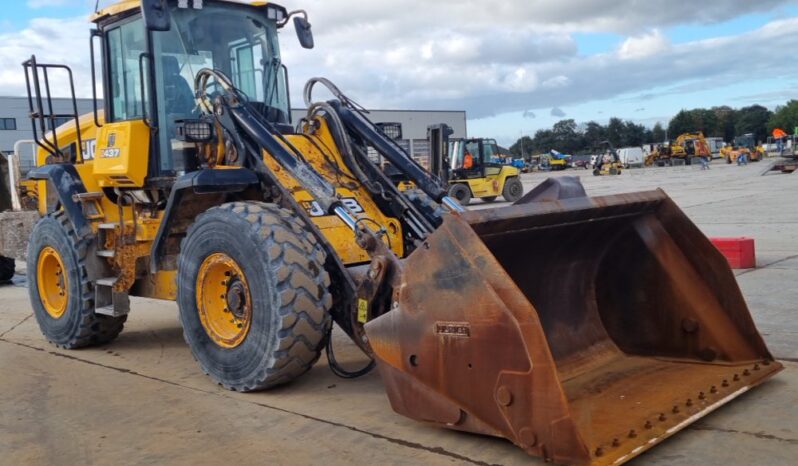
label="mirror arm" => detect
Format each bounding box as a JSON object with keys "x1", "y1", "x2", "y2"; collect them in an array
[{"x1": 278, "y1": 10, "x2": 307, "y2": 28}]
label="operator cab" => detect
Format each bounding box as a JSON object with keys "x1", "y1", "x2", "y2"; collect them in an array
[
  {"x1": 88, "y1": 0, "x2": 303, "y2": 185},
  {"x1": 449, "y1": 138, "x2": 502, "y2": 180}
]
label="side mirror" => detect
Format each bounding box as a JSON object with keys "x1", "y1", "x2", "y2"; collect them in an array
[
  {"x1": 294, "y1": 16, "x2": 314, "y2": 49},
  {"x1": 141, "y1": 0, "x2": 171, "y2": 32}
]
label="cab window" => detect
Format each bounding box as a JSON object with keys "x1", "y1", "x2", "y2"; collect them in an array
[{"x1": 106, "y1": 18, "x2": 147, "y2": 122}]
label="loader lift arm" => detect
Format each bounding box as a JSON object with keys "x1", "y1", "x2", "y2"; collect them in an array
[{"x1": 21, "y1": 3, "x2": 782, "y2": 466}]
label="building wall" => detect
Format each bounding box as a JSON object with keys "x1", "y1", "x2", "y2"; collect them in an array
[
  {"x1": 0, "y1": 96, "x2": 467, "y2": 171},
  {"x1": 0, "y1": 97, "x2": 98, "y2": 154},
  {"x1": 291, "y1": 108, "x2": 467, "y2": 168}
]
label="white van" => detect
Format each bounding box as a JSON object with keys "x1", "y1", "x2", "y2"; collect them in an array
[
  {"x1": 705, "y1": 137, "x2": 725, "y2": 158},
  {"x1": 617, "y1": 147, "x2": 646, "y2": 168}
]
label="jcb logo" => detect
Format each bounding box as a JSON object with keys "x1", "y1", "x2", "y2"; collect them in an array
[
  {"x1": 303, "y1": 198, "x2": 364, "y2": 217},
  {"x1": 81, "y1": 139, "x2": 96, "y2": 160}
]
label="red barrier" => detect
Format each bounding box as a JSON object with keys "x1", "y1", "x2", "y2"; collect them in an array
[{"x1": 710, "y1": 237, "x2": 756, "y2": 269}]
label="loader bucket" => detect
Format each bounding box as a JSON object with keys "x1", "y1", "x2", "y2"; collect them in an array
[{"x1": 364, "y1": 178, "x2": 782, "y2": 465}]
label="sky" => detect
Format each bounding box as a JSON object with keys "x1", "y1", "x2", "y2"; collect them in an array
[{"x1": 1, "y1": 0, "x2": 798, "y2": 146}]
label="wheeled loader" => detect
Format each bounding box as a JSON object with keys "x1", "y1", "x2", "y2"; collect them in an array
[{"x1": 21, "y1": 2, "x2": 781, "y2": 465}]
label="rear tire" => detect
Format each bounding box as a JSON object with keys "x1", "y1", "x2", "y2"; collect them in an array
[
  {"x1": 502, "y1": 177, "x2": 524, "y2": 203},
  {"x1": 0, "y1": 256, "x2": 14, "y2": 282},
  {"x1": 177, "y1": 202, "x2": 332, "y2": 391},
  {"x1": 448, "y1": 183, "x2": 472, "y2": 206},
  {"x1": 27, "y1": 212, "x2": 126, "y2": 349}
]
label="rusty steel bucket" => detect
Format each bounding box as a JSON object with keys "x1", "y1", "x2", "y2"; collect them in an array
[{"x1": 364, "y1": 178, "x2": 782, "y2": 465}]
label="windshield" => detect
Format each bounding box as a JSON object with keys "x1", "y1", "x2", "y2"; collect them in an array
[{"x1": 153, "y1": 3, "x2": 288, "y2": 172}]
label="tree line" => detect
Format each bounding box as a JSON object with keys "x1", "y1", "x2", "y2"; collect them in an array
[{"x1": 510, "y1": 99, "x2": 798, "y2": 157}]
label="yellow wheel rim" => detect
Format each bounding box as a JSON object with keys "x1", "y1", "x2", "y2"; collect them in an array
[
  {"x1": 196, "y1": 253, "x2": 252, "y2": 348},
  {"x1": 37, "y1": 246, "x2": 68, "y2": 318}
]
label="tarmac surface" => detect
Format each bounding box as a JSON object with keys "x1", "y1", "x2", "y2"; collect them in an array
[{"x1": 1, "y1": 159, "x2": 797, "y2": 465}]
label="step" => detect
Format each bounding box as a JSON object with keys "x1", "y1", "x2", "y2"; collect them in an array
[
  {"x1": 95, "y1": 277, "x2": 117, "y2": 287},
  {"x1": 96, "y1": 249, "x2": 115, "y2": 258},
  {"x1": 72, "y1": 192, "x2": 104, "y2": 202},
  {"x1": 94, "y1": 276, "x2": 129, "y2": 317},
  {"x1": 95, "y1": 305, "x2": 125, "y2": 317}
]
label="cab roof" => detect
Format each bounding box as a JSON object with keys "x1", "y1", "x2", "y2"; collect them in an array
[{"x1": 90, "y1": 0, "x2": 276, "y2": 23}]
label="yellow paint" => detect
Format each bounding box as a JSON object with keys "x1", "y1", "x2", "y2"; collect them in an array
[
  {"x1": 196, "y1": 253, "x2": 252, "y2": 348},
  {"x1": 456, "y1": 165, "x2": 520, "y2": 199},
  {"x1": 357, "y1": 298, "x2": 369, "y2": 323},
  {"x1": 37, "y1": 246, "x2": 68, "y2": 319},
  {"x1": 93, "y1": 120, "x2": 150, "y2": 188},
  {"x1": 91, "y1": 0, "x2": 283, "y2": 22},
  {"x1": 263, "y1": 117, "x2": 404, "y2": 264}
]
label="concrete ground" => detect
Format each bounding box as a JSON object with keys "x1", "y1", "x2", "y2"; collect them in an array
[{"x1": 1, "y1": 159, "x2": 796, "y2": 465}]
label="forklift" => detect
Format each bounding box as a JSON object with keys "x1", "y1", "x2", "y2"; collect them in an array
[
  {"x1": 427, "y1": 125, "x2": 523, "y2": 205},
  {"x1": 593, "y1": 141, "x2": 624, "y2": 176}
]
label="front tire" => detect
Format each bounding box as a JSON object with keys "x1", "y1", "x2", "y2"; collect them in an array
[
  {"x1": 27, "y1": 212, "x2": 126, "y2": 348},
  {"x1": 502, "y1": 177, "x2": 524, "y2": 203},
  {"x1": 177, "y1": 202, "x2": 332, "y2": 391},
  {"x1": 448, "y1": 183, "x2": 472, "y2": 206}
]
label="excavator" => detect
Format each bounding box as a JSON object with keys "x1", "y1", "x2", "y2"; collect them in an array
[
  {"x1": 20, "y1": 2, "x2": 781, "y2": 465},
  {"x1": 646, "y1": 132, "x2": 711, "y2": 166}
]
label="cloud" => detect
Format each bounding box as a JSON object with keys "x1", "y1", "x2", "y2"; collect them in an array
[
  {"x1": 618, "y1": 30, "x2": 670, "y2": 59},
  {"x1": 1, "y1": 0, "x2": 797, "y2": 126},
  {"x1": 550, "y1": 107, "x2": 566, "y2": 117},
  {"x1": 522, "y1": 110, "x2": 536, "y2": 119},
  {"x1": 0, "y1": 16, "x2": 91, "y2": 98}
]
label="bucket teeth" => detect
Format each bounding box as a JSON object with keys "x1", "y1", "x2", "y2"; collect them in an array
[{"x1": 365, "y1": 178, "x2": 782, "y2": 465}]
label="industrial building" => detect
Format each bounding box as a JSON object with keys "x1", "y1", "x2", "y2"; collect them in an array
[{"x1": 0, "y1": 96, "x2": 466, "y2": 168}]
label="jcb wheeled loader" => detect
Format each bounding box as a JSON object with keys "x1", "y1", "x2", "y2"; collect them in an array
[{"x1": 22, "y1": 2, "x2": 781, "y2": 465}]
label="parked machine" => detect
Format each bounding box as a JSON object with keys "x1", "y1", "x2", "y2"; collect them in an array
[
  {"x1": 544, "y1": 149, "x2": 570, "y2": 170},
  {"x1": 443, "y1": 137, "x2": 524, "y2": 205},
  {"x1": 721, "y1": 133, "x2": 765, "y2": 163},
  {"x1": 0, "y1": 147, "x2": 40, "y2": 281},
  {"x1": 20, "y1": 2, "x2": 781, "y2": 465},
  {"x1": 593, "y1": 141, "x2": 624, "y2": 176},
  {"x1": 646, "y1": 132, "x2": 711, "y2": 166}
]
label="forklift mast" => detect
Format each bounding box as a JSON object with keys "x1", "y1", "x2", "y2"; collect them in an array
[{"x1": 427, "y1": 124, "x2": 453, "y2": 185}]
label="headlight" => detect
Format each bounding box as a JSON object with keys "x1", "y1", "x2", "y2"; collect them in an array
[{"x1": 176, "y1": 119, "x2": 214, "y2": 143}]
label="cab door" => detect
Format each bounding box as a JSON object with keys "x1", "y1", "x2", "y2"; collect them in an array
[{"x1": 93, "y1": 16, "x2": 151, "y2": 188}]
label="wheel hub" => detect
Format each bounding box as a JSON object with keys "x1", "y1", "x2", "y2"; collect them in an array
[
  {"x1": 37, "y1": 246, "x2": 68, "y2": 319},
  {"x1": 196, "y1": 253, "x2": 252, "y2": 348},
  {"x1": 226, "y1": 280, "x2": 247, "y2": 318}
]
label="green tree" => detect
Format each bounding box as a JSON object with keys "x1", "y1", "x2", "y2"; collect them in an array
[
  {"x1": 552, "y1": 119, "x2": 582, "y2": 154},
  {"x1": 652, "y1": 122, "x2": 666, "y2": 142},
  {"x1": 606, "y1": 118, "x2": 624, "y2": 147},
  {"x1": 712, "y1": 106, "x2": 737, "y2": 141},
  {"x1": 583, "y1": 121, "x2": 606, "y2": 151},
  {"x1": 668, "y1": 110, "x2": 693, "y2": 138},
  {"x1": 735, "y1": 105, "x2": 772, "y2": 143},
  {"x1": 691, "y1": 108, "x2": 718, "y2": 135},
  {"x1": 768, "y1": 100, "x2": 798, "y2": 136},
  {"x1": 621, "y1": 120, "x2": 647, "y2": 146},
  {"x1": 509, "y1": 136, "x2": 534, "y2": 158}
]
